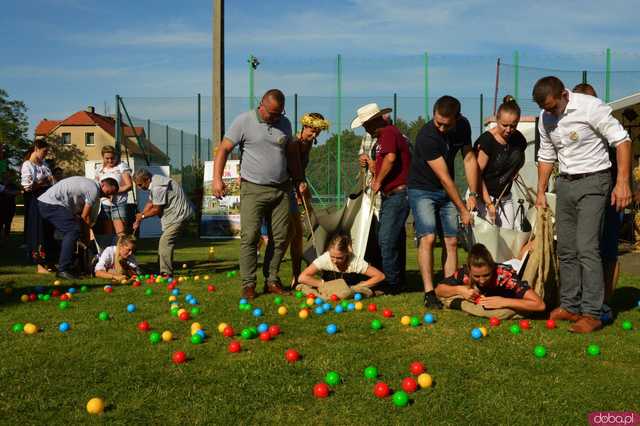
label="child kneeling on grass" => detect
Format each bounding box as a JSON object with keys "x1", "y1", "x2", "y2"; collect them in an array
[
  {"x1": 95, "y1": 234, "x2": 141, "y2": 281},
  {"x1": 435, "y1": 243, "x2": 545, "y2": 319},
  {"x1": 297, "y1": 234, "x2": 385, "y2": 299}
]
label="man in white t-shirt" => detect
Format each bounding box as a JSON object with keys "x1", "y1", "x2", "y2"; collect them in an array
[{"x1": 38, "y1": 176, "x2": 119, "y2": 279}]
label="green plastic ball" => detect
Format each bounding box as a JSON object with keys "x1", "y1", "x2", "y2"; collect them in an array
[
  {"x1": 191, "y1": 307, "x2": 201, "y2": 316},
  {"x1": 299, "y1": 302, "x2": 307, "y2": 309},
  {"x1": 371, "y1": 319, "x2": 383, "y2": 330},
  {"x1": 12, "y1": 323, "x2": 24, "y2": 333},
  {"x1": 392, "y1": 391, "x2": 409, "y2": 407},
  {"x1": 59, "y1": 301, "x2": 70, "y2": 310},
  {"x1": 145, "y1": 288, "x2": 153, "y2": 296},
  {"x1": 621, "y1": 320, "x2": 633, "y2": 331},
  {"x1": 240, "y1": 329, "x2": 252, "y2": 340},
  {"x1": 226, "y1": 271, "x2": 232, "y2": 278},
  {"x1": 587, "y1": 344, "x2": 601, "y2": 356},
  {"x1": 325, "y1": 371, "x2": 341, "y2": 386},
  {"x1": 170, "y1": 307, "x2": 179, "y2": 317},
  {"x1": 80, "y1": 286, "x2": 88, "y2": 293},
  {"x1": 509, "y1": 324, "x2": 521, "y2": 335},
  {"x1": 144, "y1": 274, "x2": 150, "y2": 279},
  {"x1": 248, "y1": 327, "x2": 258, "y2": 338},
  {"x1": 533, "y1": 345, "x2": 547, "y2": 358},
  {"x1": 295, "y1": 291, "x2": 303, "y2": 299},
  {"x1": 340, "y1": 300, "x2": 349, "y2": 309},
  {"x1": 98, "y1": 311, "x2": 109, "y2": 321},
  {"x1": 149, "y1": 332, "x2": 161, "y2": 344},
  {"x1": 363, "y1": 366, "x2": 378, "y2": 380},
  {"x1": 410, "y1": 317, "x2": 421, "y2": 327},
  {"x1": 274, "y1": 296, "x2": 283, "y2": 305},
  {"x1": 37, "y1": 294, "x2": 44, "y2": 301},
  {"x1": 190, "y1": 334, "x2": 203, "y2": 345},
  {"x1": 42, "y1": 294, "x2": 50, "y2": 301}
]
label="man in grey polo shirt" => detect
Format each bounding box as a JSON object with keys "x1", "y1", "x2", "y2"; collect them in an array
[
  {"x1": 38, "y1": 176, "x2": 119, "y2": 279},
  {"x1": 132, "y1": 168, "x2": 194, "y2": 275},
  {"x1": 213, "y1": 89, "x2": 303, "y2": 299}
]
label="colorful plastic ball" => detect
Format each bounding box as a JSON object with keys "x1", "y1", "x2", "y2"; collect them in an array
[
  {"x1": 409, "y1": 361, "x2": 425, "y2": 376},
  {"x1": 313, "y1": 297, "x2": 322, "y2": 305},
  {"x1": 373, "y1": 382, "x2": 390, "y2": 398},
  {"x1": 257, "y1": 323, "x2": 269, "y2": 334},
  {"x1": 51, "y1": 289, "x2": 60, "y2": 297},
  {"x1": 354, "y1": 292, "x2": 363, "y2": 301},
  {"x1": 249, "y1": 327, "x2": 259, "y2": 338},
  {"x1": 161, "y1": 331, "x2": 173, "y2": 342},
  {"x1": 313, "y1": 383, "x2": 330, "y2": 398},
  {"x1": 207, "y1": 285, "x2": 216, "y2": 292},
  {"x1": 170, "y1": 307, "x2": 179, "y2": 317},
  {"x1": 340, "y1": 300, "x2": 349, "y2": 309},
  {"x1": 259, "y1": 331, "x2": 271, "y2": 342},
  {"x1": 330, "y1": 294, "x2": 339, "y2": 302},
  {"x1": 59, "y1": 301, "x2": 70, "y2": 310},
  {"x1": 400, "y1": 316, "x2": 411, "y2": 326},
  {"x1": 314, "y1": 306, "x2": 324, "y2": 315},
  {"x1": 285, "y1": 349, "x2": 300, "y2": 363},
  {"x1": 368, "y1": 303, "x2": 377, "y2": 312},
  {"x1": 103, "y1": 285, "x2": 113, "y2": 294},
  {"x1": 98, "y1": 311, "x2": 109, "y2": 321},
  {"x1": 172, "y1": 351, "x2": 187, "y2": 364},
  {"x1": 228, "y1": 341, "x2": 241, "y2": 353},
  {"x1": 23, "y1": 323, "x2": 37, "y2": 334},
  {"x1": 471, "y1": 328, "x2": 483, "y2": 340},
  {"x1": 382, "y1": 309, "x2": 393, "y2": 318},
  {"x1": 423, "y1": 313, "x2": 435, "y2": 324},
  {"x1": 12, "y1": 323, "x2": 24, "y2": 333},
  {"x1": 171, "y1": 288, "x2": 180, "y2": 296},
  {"x1": 178, "y1": 311, "x2": 190, "y2": 321},
  {"x1": 149, "y1": 332, "x2": 161, "y2": 344},
  {"x1": 273, "y1": 296, "x2": 283, "y2": 305},
  {"x1": 28, "y1": 293, "x2": 37, "y2": 301},
  {"x1": 265, "y1": 326, "x2": 279, "y2": 338},
  {"x1": 325, "y1": 371, "x2": 341, "y2": 386},
  {"x1": 326, "y1": 324, "x2": 338, "y2": 335},
  {"x1": 545, "y1": 319, "x2": 557, "y2": 329},
  {"x1": 295, "y1": 291, "x2": 303, "y2": 299},
  {"x1": 190, "y1": 334, "x2": 203, "y2": 345},
  {"x1": 138, "y1": 321, "x2": 151, "y2": 332},
  {"x1": 191, "y1": 307, "x2": 201, "y2": 316},
  {"x1": 223, "y1": 326, "x2": 235, "y2": 338},
  {"x1": 401, "y1": 377, "x2": 418, "y2": 393},
  {"x1": 417, "y1": 373, "x2": 433, "y2": 388},
  {"x1": 369, "y1": 319, "x2": 383, "y2": 330},
  {"x1": 218, "y1": 323, "x2": 229, "y2": 334},
  {"x1": 587, "y1": 344, "x2": 601, "y2": 356},
  {"x1": 519, "y1": 320, "x2": 531, "y2": 330},
  {"x1": 410, "y1": 317, "x2": 421, "y2": 327},
  {"x1": 479, "y1": 326, "x2": 488, "y2": 337},
  {"x1": 195, "y1": 329, "x2": 206, "y2": 339},
  {"x1": 347, "y1": 303, "x2": 355, "y2": 311},
  {"x1": 37, "y1": 294, "x2": 44, "y2": 301},
  {"x1": 489, "y1": 316, "x2": 501, "y2": 327},
  {"x1": 86, "y1": 397, "x2": 105, "y2": 415},
  {"x1": 127, "y1": 304, "x2": 137, "y2": 313},
  {"x1": 305, "y1": 298, "x2": 314, "y2": 307},
  {"x1": 298, "y1": 302, "x2": 307, "y2": 309},
  {"x1": 334, "y1": 305, "x2": 344, "y2": 314},
  {"x1": 354, "y1": 302, "x2": 363, "y2": 311},
  {"x1": 145, "y1": 288, "x2": 153, "y2": 296},
  {"x1": 240, "y1": 329, "x2": 252, "y2": 340},
  {"x1": 363, "y1": 366, "x2": 378, "y2": 380},
  {"x1": 20, "y1": 294, "x2": 28, "y2": 303},
  {"x1": 67, "y1": 287, "x2": 76, "y2": 294},
  {"x1": 298, "y1": 309, "x2": 309, "y2": 319},
  {"x1": 509, "y1": 324, "x2": 521, "y2": 335},
  {"x1": 59, "y1": 322, "x2": 70, "y2": 332},
  {"x1": 533, "y1": 345, "x2": 547, "y2": 358},
  {"x1": 277, "y1": 306, "x2": 288, "y2": 316},
  {"x1": 392, "y1": 391, "x2": 409, "y2": 407},
  {"x1": 622, "y1": 320, "x2": 633, "y2": 331},
  {"x1": 59, "y1": 293, "x2": 68, "y2": 301},
  {"x1": 42, "y1": 294, "x2": 50, "y2": 301}
]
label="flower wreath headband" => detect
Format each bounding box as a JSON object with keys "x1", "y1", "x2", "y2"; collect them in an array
[{"x1": 301, "y1": 113, "x2": 330, "y2": 131}]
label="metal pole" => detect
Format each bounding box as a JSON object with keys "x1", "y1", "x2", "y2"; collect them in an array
[
  {"x1": 582, "y1": 70, "x2": 587, "y2": 84},
  {"x1": 294, "y1": 93, "x2": 298, "y2": 135},
  {"x1": 146, "y1": 119, "x2": 151, "y2": 146},
  {"x1": 424, "y1": 52, "x2": 429, "y2": 120},
  {"x1": 249, "y1": 54, "x2": 255, "y2": 110},
  {"x1": 115, "y1": 95, "x2": 121, "y2": 157},
  {"x1": 180, "y1": 130, "x2": 184, "y2": 172},
  {"x1": 393, "y1": 93, "x2": 397, "y2": 123},
  {"x1": 197, "y1": 93, "x2": 201, "y2": 163},
  {"x1": 479, "y1": 94, "x2": 484, "y2": 134},
  {"x1": 605, "y1": 48, "x2": 611, "y2": 102},
  {"x1": 213, "y1": 0, "x2": 225, "y2": 144},
  {"x1": 336, "y1": 54, "x2": 342, "y2": 207},
  {"x1": 207, "y1": 138, "x2": 211, "y2": 161},
  {"x1": 513, "y1": 50, "x2": 520, "y2": 102},
  {"x1": 493, "y1": 58, "x2": 501, "y2": 115},
  {"x1": 165, "y1": 125, "x2": 169, "y2": 160}
]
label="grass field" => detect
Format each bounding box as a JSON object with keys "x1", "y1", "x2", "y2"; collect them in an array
[{"x1": 0, "y1": 234, "x2": 639, "y2": 425}]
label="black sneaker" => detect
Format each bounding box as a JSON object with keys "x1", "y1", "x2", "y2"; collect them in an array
[
  {"x1": 423, "y1": 291, "x2": 443, "y2": 309},
  {"x1": 56, "y1": 271, "x2": 78, "y2": 280}
]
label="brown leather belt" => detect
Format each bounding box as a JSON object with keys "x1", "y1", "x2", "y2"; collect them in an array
[
  {"x1": 383, "y1": 185, "x2": 407, "y2": 197},
  {"x1": 559, "y1": 169, "x2": 609, "y2": 181}
]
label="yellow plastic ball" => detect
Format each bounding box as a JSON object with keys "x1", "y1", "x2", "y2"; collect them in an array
[
  {"x1": 65, "y1": 293, "x2": 73, "y2": 300},
  {"x1": 23, "y1": 323, "x2": 37, "y2": 334},
  {"x1": 120, "y1": 279, "x2": 128, "y2": 285},
  {"x1": 178, "y1": 277, "x2": 185, "y2": 282},
  {"x1": 479, "y1": 326, "x2": 488, "y2": 337},
  {"x1": 217, "y1": 322, "x2": 228, "y2": 333},
  {"x1": 177, "y1": 308, "x2": 187, "y2": 316},
  {"x1": 354, "y1": 302, "x2": 363, "y2": 311},
  {"x1": 86, "y1": 397, "x2": 105, "y2": 414},
  {"x1": 182, "y1": 263, "x2": 188, "y2": 269},
  {"x1": 168, "y1": 295, "x2": 177, "y2": 302},
  {"x1": 20, "y1": 294, "x2": 29, "y2": 303},
  {"x1": 170, "y1": 304, "x2": 179, "y2": 311},
  {"x1": 400, "y1": 316, "x2": 411, "y2": 326},
  {"x1": 161, "y1": 331, "x2": 173, "y2": 342},
  {"x1": 53, "y1": 280, "x2": 61, "y2": 286},
  {"x1": 278, "y1": 306, "x2": 288, "y2": 316},
  {"x1": 194, "y1": 275, "x2": 200, "y2": 281},
  {"x1": 417, "y1": 373, "x2": 433, "y2": 388},
  {"x1": 155, "y1": 277, "x2": 162, "y2": 284},
  {"x1": 305, "y1": 298, "x2": 314, "y2": 307},
  {"x1": 298, "y1": 309, "x2": 309, "y2": 319},
  {"x1": 191, "y1": 322, "x2": 202, "y2": 331},
  {"x1": 204, "y1": 275, "x2": 210, "y2": 280}
]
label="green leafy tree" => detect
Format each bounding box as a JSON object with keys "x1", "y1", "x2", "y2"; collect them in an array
[{"x1": 0, "y1": 89, "x2": 31, "y2": 169}]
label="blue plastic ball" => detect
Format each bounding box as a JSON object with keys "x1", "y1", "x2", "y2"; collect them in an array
[
  {"x1": 347, "y1": 303, "x2": 355, "y2": 311},
  {"x1": 257, "y1": 323, "x2": 269, "y2": 334},
  {"x1": 335, "y1": 305, "x2": 344, "y2": 314},
  {"x1": 354, "y1": 292, "x2": 363, "y2": 301},
  {"x1": 68, "y1": 287, "x2": 77, "y2": 294},
  {"x1": 423, "y1": 313, "x2": 435, "y2": 324},
  {"x1": 35, "y1": 286, "x2": 45, "y2": 294},
  {"x1": 315, "y1": 297, "x2": 323, "y2": 305},
  {"x1": 239, "y1": 298, "x2": 248, "y2": 305},
  {"x1": 314, "y1": 306, "x2": 324, "y2": 315},
  {"x1": 252, "y1": 308, "x2": 263, "y2": 317},
  {"x1": 196, "y1": 329, "x2": 207, "y2": 339},
  {"x1": 326, "y1": 324, "x2": 338, "y2": 335},
  {"x1": 322, "y1": 303, "x2": 331, "y2": 311},
  {"x1": 59, "y1": 322, "x2": 70, "y2": 332},
  {"x1": 185, "y1": 293, "x2": 193, "y2": 300},
  {"x1": 171, "y1": 288, "x2": 180, "y2": 296},
  {"x1": 471, "y1": 328, "x2": 483, "y2": 340},
  {"x1": 127, "y1": 304, "x2": 137, "y2": 313},
  {"x1": 189, "y1": 298, "x2": 199, "y2": 305}
]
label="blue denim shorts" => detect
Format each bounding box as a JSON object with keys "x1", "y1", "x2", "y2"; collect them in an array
[
  {"x1": 408, "y1": 188, "x2": 458, "y2": 239},
  {"x1": 100, "y1": 202, "x2": 129, "y2": 222}
]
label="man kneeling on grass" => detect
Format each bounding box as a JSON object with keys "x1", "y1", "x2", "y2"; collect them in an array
[{"x1": 435, "y1": 243, "x2": 545, "y2": 319}]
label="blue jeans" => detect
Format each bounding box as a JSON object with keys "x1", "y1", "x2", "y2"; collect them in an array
[
  {"x1": 408, "y1": 188, "x2": 458, "y2": 238},
  {"x1": 378, "y1": 189, "x2": 409, "y2": 289},
  {"x1": 38, "y1": 202, "x2": 80, "y2": 273}
]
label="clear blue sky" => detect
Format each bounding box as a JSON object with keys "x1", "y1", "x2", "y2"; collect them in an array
[{"x1": 2, "y1": 0, "x2": 640, "y2": 139}]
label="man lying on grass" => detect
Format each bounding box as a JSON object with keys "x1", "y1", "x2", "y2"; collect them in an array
[{"x1": 435, "y1": 243, "x2": 545, "y2": 319}]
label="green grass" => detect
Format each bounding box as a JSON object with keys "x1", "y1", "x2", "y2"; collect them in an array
[{"x1": 0, "y1": 235, "x2": 639, "y2": 425}]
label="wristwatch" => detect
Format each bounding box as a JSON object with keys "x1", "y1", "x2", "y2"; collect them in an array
[
  {"x1": 140, "y1": 213, "x2": 145, "y2": 220},
  {"x1": 468, "y1": 192, "x2": 479, "y2": 198}
]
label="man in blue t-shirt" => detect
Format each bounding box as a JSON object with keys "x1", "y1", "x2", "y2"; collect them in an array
[{"x1": 408, "y1": 96, "x2": 480, "y2": 308}]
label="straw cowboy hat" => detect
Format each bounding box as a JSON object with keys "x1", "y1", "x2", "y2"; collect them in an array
[{"x1": 350, "y1": 103, "x2": 392, "y2": 129}]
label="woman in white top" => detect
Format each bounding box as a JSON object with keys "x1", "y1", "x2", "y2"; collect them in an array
[
  {"x1": 21, "y1": 139, "x2": 54, "y2": 267},
  {"x1": 95, "y1": 146, "x2": 132, "y2": 236},
  {"x1": 94, "y1": 234, "x2": 141, "y2": 280}
]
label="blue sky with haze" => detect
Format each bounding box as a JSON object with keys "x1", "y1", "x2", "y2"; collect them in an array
[{"x1": 2, "y1": 0, "x2": 640, "y2": 141}]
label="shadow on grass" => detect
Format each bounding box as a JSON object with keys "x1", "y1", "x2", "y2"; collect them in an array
[{"x1": 610, "y1": 286, "x2": 640, "y2": 313}]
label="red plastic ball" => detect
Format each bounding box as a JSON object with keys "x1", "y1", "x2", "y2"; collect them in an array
[
  {"x1": 167, "y1": 283, "x2": 176, "y2": 291},
  {"x1": 104, "y1": 287, "x2": 113, "y2": 294},
  {"x1": 207, "y1": 285, "x2": 216, "y2": 292},
  {"x1": 382, "y1": 309, "x2": 393, "y2": 318},
  {"x1": 313, "y1": 383, "x2": 330, "y2": 398},
  {"x1": 29, "y1": 293, "x2": 37, "y2": 302},
  {"x1": 137, "y1": 321, "x2": 150, "y2": 332},
  {"x1": 329, "y1": 294, "x2": 339, "y2": 302},
  {"x1": 132, "y1": 281, "x2": 141, "y2": 287},
  {"x1": 147, "y1": 279, "x2": 154, "y2": 285},
  {"x1": 228, "y1": 341, "x2": 241, "y2": 353},
  {"x1": 268, "y1": 325, "x2": 281, "y2": 337},
  {"x1": 519, "y1": 319, "x2": 531, "y2": 330},
  {"x1": 259, "y1": 332, "x2": 271, "y2": 342},
  {"x1": 60, "y1": 294, "x2": 69, "y2": 301},
  {"x1": 368, "y1": 303, "x2": 377, "y2": 312},
  {"x1": 545, "y1": 319, "x2": 557, "y2": 329},
  {"x1": 285, "y1": 349, "x2": 300, "y2": 363},
  {"x1": 489, "y1": 317, "x2": 501, "y2": 327},
  {"x1": 409, "y1": 361, "x2": 425, "y2": 376},
  {"x1": 51, "y1": 290, "x2": 60, "y2": 297},
  {"x1": 172, "y1": 351, "x2": 187, "y2": 364},
  {"x1": 373, "y1": 382, "x2": 390, "y2": 398},
  {"x1": 401, "y1": 377, "x2": 418, "y2": 393},
  {"x1": 223, "y1": 326, "x2": 235, "y2": 338},
  {"x1": 178, "y1": 311, "x2": 190, "y2": 321}
]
